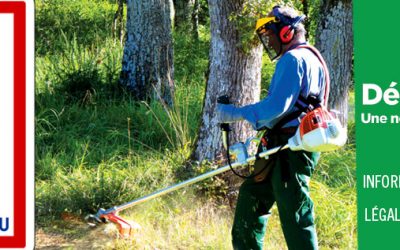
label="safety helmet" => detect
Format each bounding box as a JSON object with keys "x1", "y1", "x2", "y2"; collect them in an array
[{"x1": 255, "y1": 6, "x2": 305, "y2": 61}]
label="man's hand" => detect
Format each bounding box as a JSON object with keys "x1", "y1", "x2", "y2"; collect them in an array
[{"x1": 216, "y1": 103, "x2": 243, "y2": 123}]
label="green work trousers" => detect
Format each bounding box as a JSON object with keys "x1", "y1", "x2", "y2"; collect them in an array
[{"x1": 231, "y1": 132, "x2": 320, "y2": 250}]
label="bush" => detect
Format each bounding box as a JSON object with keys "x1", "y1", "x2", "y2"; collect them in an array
[{"x1": 36, "y1": 34, "x2": 124, "y2": 104}]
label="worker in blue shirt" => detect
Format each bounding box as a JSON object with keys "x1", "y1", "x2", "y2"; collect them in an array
[{"x1": 217, "y1": 5, "x2": 329, "y2": 250}]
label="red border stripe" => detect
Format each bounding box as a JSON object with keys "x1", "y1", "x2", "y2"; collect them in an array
[{"x1": 0, "y1": 1, "x2": 26, "y2": 248}]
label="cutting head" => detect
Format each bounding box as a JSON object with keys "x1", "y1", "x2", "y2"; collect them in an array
[{"x1": 85, "y1": 208, "x2": 140, "y2": 238}]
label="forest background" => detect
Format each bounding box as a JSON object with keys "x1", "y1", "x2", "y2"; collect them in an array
[{"x1": 35, "y1": 0, "x2": 356, "y2": 249}]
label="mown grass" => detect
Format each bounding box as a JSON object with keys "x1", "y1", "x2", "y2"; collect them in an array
[{"x1": 35, "y1": 0, "x2": 356, "y2": 249}]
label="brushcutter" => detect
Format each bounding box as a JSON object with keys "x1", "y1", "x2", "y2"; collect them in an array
[{"x1": 86, "y1": 95, "x2": 347, "y2": 237}]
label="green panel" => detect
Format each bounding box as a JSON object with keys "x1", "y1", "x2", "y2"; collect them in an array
[{"x1": 355, "y1": 0, "x2": 400, "y2": 249}]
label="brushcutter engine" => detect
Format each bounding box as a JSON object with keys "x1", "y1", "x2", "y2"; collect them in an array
[{"x1": 288, "y1": 107, "x2": 347, "y2": 152}]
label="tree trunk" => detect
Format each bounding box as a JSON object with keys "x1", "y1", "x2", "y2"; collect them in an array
[
  {"x1": 192, "y1": 0, "x2": 263, "y2": 163},
  {"x1": 120, "y1": 0, "x2": 175, "y2": 106},
  {"x1": 113, "y1": 0, "x2": 124, "y2": 45},
  {"x1": 173, "y1": 0, "x2": 194, "y2": 29},
  {"x1": 191, "y1": 0, "x2": 200, "y2": 40},
  {"x1": 315, "y1": 0, "x2": 353, "y2": 125}
]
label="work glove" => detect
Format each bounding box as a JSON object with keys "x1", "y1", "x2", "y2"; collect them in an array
[{"x1": 216, "y1": 103, "x2": 243, "y2": 123}]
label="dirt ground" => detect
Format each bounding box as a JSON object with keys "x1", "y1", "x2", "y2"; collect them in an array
[{"x1": 35, "y1": 213, "x2": 121, "y2": 249}]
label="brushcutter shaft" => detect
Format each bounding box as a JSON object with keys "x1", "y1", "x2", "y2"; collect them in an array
[
  {"x1": 258, "y1": 144, "x2": 289, "y2": 159},
  {"x1": 112, "y1": 161, "x2": 241, "y2": 213},
  {"x1": 111, "y1": 144, "x2": 289, "y2": 213}
]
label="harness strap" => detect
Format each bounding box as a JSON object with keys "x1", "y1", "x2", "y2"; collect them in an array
[
  {"x1": 296, "y1": 45, "x2": 330, "y2": 107},
  {"x1": 272, "y1": 45, "x2": 330, "y2": 130}
]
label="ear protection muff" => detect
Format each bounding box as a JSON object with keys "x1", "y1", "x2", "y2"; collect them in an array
[
  {"x1": 280, "y1": 26, "x2": 294, "y2": 44},
  {"x1": 272, "y1": 6, "x2": 306, "y2": 44}
]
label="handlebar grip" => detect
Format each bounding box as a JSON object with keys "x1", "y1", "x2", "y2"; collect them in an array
[
  {"x1": 217, "y1": 95, "x2": 230, "y2": 105},
  {"x1": 217, "y1": 95, "x2": 231, "y2": 132}
]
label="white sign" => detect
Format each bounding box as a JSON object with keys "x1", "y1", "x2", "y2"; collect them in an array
[
  {"x1": 0, "y1": 12, "x2": 15, "y2": 238},
  {"x1": 0, "y1": 1, "x2": 34, "y2": 249}
]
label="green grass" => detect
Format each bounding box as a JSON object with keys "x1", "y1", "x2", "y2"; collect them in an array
[
  {"x1": 35, "y1": 0, "x2": 120, "y2": 56},
  {"x1": 129, "y1": 180, "x2": 355, "y2": 249},
  {"x1": 35, "y1": 1, "x2": 356, "y2": 249},
  {"x1": 35, "y1": 16, "x2": 208, "y2": 219}
]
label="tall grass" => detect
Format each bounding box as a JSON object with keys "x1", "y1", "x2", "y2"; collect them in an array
[
  {"x1": 35, "y1": 20, "x2": 209, "y2": 218},
  {"x1": 35, "y1": 0, "x2": 120, "y2": 56}
]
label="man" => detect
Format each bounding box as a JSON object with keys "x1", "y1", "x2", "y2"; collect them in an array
[{"x1": 216, "y1": 5, "x2": 329, "y2": 250}]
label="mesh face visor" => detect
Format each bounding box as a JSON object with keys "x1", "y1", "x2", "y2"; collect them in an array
[
  {"x1": 255, "y1": 17, "x2": 281, "y2": 61},
  {"x1": 257, "y1": 31, "x2": 280, "y2": 61}
]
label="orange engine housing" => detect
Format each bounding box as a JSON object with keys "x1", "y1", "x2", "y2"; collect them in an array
[{"x1": 299, "y1": 107, "x2": 330, "y2": 137}]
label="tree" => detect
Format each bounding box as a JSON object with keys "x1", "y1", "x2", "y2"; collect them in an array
[
  {"x1": 119, "y1": 0, "x2": 175, "y2": 106},
  {"x1": 173, "y1": 0, "x2": 194, "y2": 28},
  {"x1": 191, "y1": 0, "x2": 200, "y2": 40},
  {"x1": 315, "y1": 0, "x2": 353, "y2": 125},
  {"x1": 173, "y1": 0, "x2": 200, "y2": 39},
  {"x1": 112, "y1": 0, "x2": 125, "y2": 45},
  {"x1": 192, "y1": 0, "x2": 263, "y2": 163}
]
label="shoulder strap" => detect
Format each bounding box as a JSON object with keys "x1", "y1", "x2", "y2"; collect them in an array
[
  {"x1": 271, "y1": 45, "x2": 330, "y2": 130},
  {"x1": 296, "y1": 45, "x2": 330, "y2": 107}
]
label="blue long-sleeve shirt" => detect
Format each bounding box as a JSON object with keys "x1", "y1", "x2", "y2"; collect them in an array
[{"x1": 239, "y1": 46, "x2": 326, "y2": 130}]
